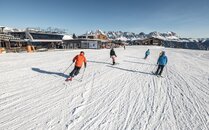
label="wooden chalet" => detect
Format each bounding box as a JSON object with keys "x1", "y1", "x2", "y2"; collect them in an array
[{"x1": 133, "y1": 37, "x2": 163, "y2": 46}]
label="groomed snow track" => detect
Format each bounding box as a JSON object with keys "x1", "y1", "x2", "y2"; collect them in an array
[{"x1": 0, "y1": 46, "x2": 209, "y2": 130}]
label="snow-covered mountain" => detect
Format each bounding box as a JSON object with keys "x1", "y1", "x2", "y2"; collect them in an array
[
  {"x1": 84, "y1": 30, "x2": 209, "y2": 49},
  {"x1": 85, "y1": 29, "x2": 208, "y2": 43},
  {"x1": 0, "y1": 26, "x2": 68, "y2": 35},
  {"x1": 147, "y1": 31, "x2": 179, "y2": 40},
  {"x1": 0, "y1": 26, "x2": 23, "y2": 32},
  {"x1": 2, "y1": 26, "x2": 207, "y2": 43},
  {"x1": 85, "y1": 30, "x2": 179, "y2": 41},
  {"x1": 62, "y1": 35, "x2": 73, "y2": 40},
  {"x1": 1, "y1": 26, "x2": 73, "y2": 41},
  {"x1": 1, "y1": 26, "x2": 209, "y2": 50}
]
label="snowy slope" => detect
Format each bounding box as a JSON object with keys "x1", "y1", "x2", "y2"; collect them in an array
[{"x1": 0, "y1": 46, "x2": 209, "y2": 130}]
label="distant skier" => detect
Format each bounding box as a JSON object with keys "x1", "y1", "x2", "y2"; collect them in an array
[
  {"x1": 124, "y1": 45, "x2": 126, "y2": 50},
  {"x1": 144, "y1": 49, "x2": 150, "y2": 59},
  {"x1": 110, "y1": 48, "x2": 117, "y2": 65},
  {"x1": 154, "y1": 51, "x2": 168, "y2": 76},
  {"x1": 66, "y1": 51, "x2": 87, "y2": 81}
]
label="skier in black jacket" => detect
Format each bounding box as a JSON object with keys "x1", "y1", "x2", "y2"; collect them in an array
[{"x1": 110, "y1": 48, "x2": 117, "y2": 65}]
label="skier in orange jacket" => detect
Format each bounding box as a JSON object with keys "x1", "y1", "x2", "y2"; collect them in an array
[{"x1": 66, "y1": 51, "x2": 87, "y2": 81}]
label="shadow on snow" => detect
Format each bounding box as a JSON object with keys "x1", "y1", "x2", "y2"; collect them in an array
[
  {"x1": 123, "y1": 60, "x2": 155, "y2": 66},
  {"x1": 107, "y1": 65, "x2": 153, "y2": 76},
  {"x1": 32, "y1": 67, "x2": 68, "y2": 78},
  {"x1": 125, "y1": 55, "x2": 144, "y2": 60},
  {"x1": 88, "y1": 60, "x2": 111, "y2": 65}
]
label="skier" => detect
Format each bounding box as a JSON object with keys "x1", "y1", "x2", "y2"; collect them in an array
[
  {"x1": 110, "y1": 48, "x2": 117, "y2": 65},
  {"x1": 144, "y1": 49, "x2": 150, "y2": 59},
  {"x1": 66, "y1": 51, "x2": 87, "y2": 81},
  {"x1": 154, "y1": 51, "x2": 168, "y2": 76},
  {"x1": 159, "y1": 51, "x2": 163, "y2": 56},
  {"x1": 124, "y1": 45, "x2": 126, "y2": 50}
]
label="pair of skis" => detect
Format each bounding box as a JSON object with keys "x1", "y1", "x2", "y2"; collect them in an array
[
  {"x1": 152, "y1": 72, "x2": 164, "y2": 78},
  {"x1": 65, "y1": 68, "x2": 86, "y2": 82},
  {"x1": 65, "y1": 77, "x2": 73, "y2": 81},
  {"x1": 112, "y1": 62, "x2": 119, "y2": 65},
  {"x1": 65, "y1": 77, "x2": 83, "y2": 82},
  {"x1": 65, "y1": 70, "x2": 86, "y2": 82}
]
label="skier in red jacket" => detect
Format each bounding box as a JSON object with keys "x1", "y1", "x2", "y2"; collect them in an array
[{"x1": 66, "y1": 51, "x2": 87, "y2": 81}]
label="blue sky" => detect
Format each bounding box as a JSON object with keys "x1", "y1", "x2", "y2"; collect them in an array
[{"x1": 0, "y1": 0, "x2": 209, "y2": 38}]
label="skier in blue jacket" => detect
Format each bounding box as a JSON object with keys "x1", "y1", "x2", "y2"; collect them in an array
[
  {"x1": 144, "y1": 49, "x2": 150, "y2": 59},
  {"x1": 155, "y1": 51, "x2": 168, "y2": 76}
]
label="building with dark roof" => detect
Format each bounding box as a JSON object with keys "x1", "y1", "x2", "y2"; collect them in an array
[{"x1": 0, "y1": 27, "x2": 65, "y2": 52}]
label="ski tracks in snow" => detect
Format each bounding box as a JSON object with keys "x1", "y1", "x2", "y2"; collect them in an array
[
  {"x1": 166, "y1": 66, "x2": 209, "y2": 130},
  {"x1": 1, "y1": 47, "x2": 209, "y2": 130}
]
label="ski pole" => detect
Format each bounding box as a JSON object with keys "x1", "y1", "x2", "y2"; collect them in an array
[
  {"x1": 165, "y1": 65, "x2": 169, "y2": 76},
  {"x1": 80, "y1": 68, "x2": 86, "y2": 82},
  {"x1": 63, "y1": 62, "x2": 74, "y2": 73},
  {"x1": 152, "y1": 64, "x2": 157, "y2": 73}
]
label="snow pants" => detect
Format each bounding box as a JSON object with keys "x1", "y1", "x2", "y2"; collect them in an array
[
  {"x1": 70, "y1": 66, "x2": 81, "y2": 77},
  {"x1": 111, "y1": 56, "x2": 116, "y2": 65},
  {"x1": 144, "y1": 54, "x2": 148, "y2": 59},
  {"x1": 155, "y1": 65, "x2": 165, "y2": 75}
]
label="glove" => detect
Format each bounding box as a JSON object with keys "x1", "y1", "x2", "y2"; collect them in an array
[{"x1": 84, "y1": 63, "x2": 87, "y2": 68}]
